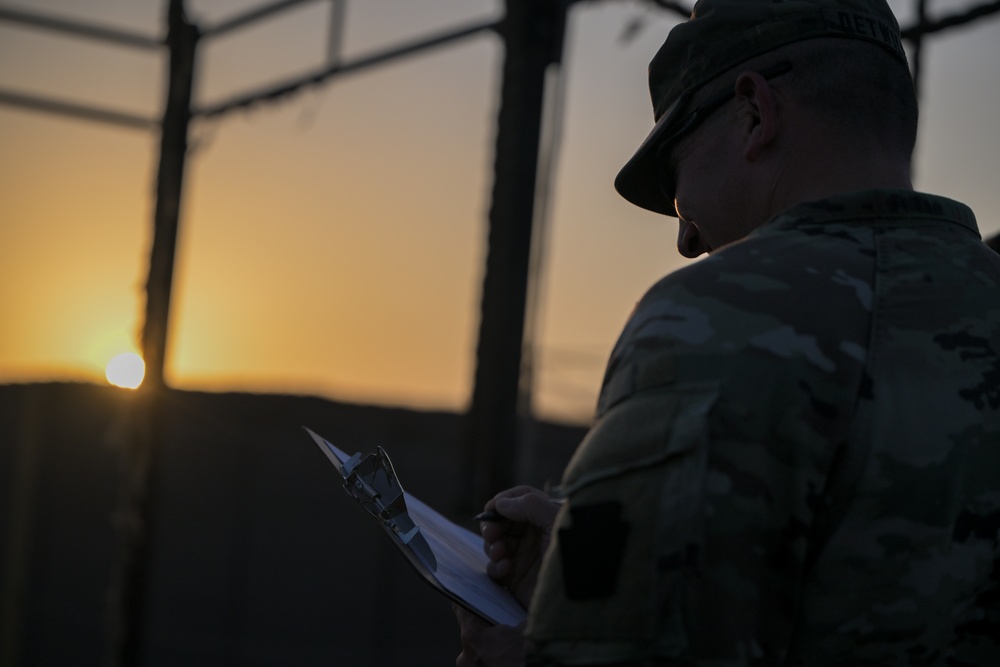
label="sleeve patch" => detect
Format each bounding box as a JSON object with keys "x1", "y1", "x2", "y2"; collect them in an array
[{"x1": 558, "y1": 502, "x2": 630, "y2": 600}]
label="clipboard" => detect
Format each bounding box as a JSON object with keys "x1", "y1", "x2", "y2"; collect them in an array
[{"x1": 304, "y1": 427, "x2": 526, "y2": 627}]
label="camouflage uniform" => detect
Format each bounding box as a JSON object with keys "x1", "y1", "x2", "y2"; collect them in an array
[{"x1": 526, "y1": 190, "x2": 1000, "y2": 666}]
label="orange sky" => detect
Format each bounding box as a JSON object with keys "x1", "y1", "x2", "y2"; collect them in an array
[{"x1": 2, "y1": 0, "x2": 999, "y2": 423}]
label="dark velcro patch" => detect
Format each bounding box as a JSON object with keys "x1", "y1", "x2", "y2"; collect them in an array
[
  {"x1": 952, "y1": 507, "x2": 1000, "y2": 543},
  {"x1": 558, "y1": 502, "x2": 630, "y2": 600}
]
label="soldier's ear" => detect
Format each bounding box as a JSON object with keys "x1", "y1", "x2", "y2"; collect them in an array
[{"x1": 734, "y1": 71, "x2": 780, "y2": 162}]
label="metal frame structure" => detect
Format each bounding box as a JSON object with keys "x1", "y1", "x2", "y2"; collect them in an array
[{"x1": 2, "y1": 0, "x2": 998, "y2": 465}]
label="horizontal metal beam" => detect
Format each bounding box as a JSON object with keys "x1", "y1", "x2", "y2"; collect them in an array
[
  {"x1": 650, "y1": 0, "x2": 691, "y2": 17},
  {"x1": 197, "y1": 17, "x2": 499, "y2": 118},
  {"x1": 201, "y1": 0, "x2": 323, "y2": 38},
  {"x1": 901, "y1": 0, "x2": 1000, "y2": 40},
  {"x1": 0, "y1": 88, "x2": 157, "y2": 130},
  {"x1": 0, "y1": 5, "x2": 161, "y2": 49}
]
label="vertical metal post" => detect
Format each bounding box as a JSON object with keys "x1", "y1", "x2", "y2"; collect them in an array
[
  {"x1": 327, "y1": 0, "x2": 347, "y2": 67},
  {"x1": 0, "y1": 387, "x2": 44, "y2": 667},
  {"x1": 106, "y1": 2, "x2": 197, "y2": 665},
  {"x1": 143, "y1": 0, "x2": 198, "y2": 390},
  {"x1": 462, "y1": 0, "x2": 568, "y2": 509},
  {"x1": 911, "y1": 0, "x2": 928, "y2": 99}
]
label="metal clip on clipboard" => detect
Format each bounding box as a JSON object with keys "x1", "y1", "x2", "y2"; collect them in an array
[
  {"x1": 340, "y1": 447, "x2": 438, "y2": 572},
  {"x1": 305, "y1": 427, "x2": 526, "y2": 626}
]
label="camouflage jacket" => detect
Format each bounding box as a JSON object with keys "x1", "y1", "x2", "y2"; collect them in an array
[{"x1": 526, "y1": 190, "x2": 1000, "y2": 666}]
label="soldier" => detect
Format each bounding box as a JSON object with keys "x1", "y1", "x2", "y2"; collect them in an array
[{"x1": 456, "y1": 0, "x2": 1000, "y2": 665}]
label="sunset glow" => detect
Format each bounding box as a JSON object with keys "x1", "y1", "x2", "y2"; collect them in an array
[
  {"x1": 1, "y1": 1, "x2": 998, "y2": 423},
  {"x1": 105, "y1": 352, "x2": 145, "y2": 389}
]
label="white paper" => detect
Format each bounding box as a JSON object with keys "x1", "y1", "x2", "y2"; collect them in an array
[{"x1": 304, "y1": 428, "x2": 526, "y2": 627}]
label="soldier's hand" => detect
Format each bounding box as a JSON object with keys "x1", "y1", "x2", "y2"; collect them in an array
[
  {"x1": 454, "y1": 604, "x2": 525, "y2": 667},
  {"x1": 479, "y1": 486, "x2": 560, "y2": 609}
]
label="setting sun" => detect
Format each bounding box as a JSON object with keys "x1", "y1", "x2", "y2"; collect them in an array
[{"x1": 105, "y1": 352, "x2": 145, "y2": 389}]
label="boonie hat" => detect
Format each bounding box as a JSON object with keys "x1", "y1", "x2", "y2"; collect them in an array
[{"x1": 614, "y1": 0, "x2": 908, "y2": 216}]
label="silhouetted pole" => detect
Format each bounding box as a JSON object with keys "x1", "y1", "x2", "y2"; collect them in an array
[
  {"x1": 106, "y1": 3, "x2": 198, "y2": 666},
  {"x1": 143, "y1": 0, "x2": 198, "y2": 389},
  {"x1": 463, "y1": 0, "x2": 568, "y2": 509},
  {"x1": 911, "y1": 0, "x2": 928, "y2": 100}
]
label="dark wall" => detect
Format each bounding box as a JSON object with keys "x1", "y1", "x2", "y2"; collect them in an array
[{"x1": 0, "y1": 383, "x2": 584, "y2": 666}]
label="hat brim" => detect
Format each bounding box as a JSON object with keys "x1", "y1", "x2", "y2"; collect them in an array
[{"x1": 614, "y1": 98, "x2": 685, "y2": 217}]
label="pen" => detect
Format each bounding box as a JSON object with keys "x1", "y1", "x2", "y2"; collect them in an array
[{"x1": 473, "y1": 509, "x2": 506, "y2": 523}]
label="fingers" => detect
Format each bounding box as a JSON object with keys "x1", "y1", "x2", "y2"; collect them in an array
[
  {"x1": 481, "y1": 486, "x2": 557, "y2": 534},
  {"x1": 487, "y1": 485, "x2": 543, "y2": 507},
  {"x1": 454, "y1": 606, "x2": 528, "y2": 667},
  {"x1": 480, "y1": 520, "x2": 509, "y2": 545},
  {"x1": 486, "y1": 557, "x2": 511, "y2": 581},
  {"x1": 483, "y1": 537, "x2": 512, "y2": 583},
  {"x1": 479, "y1": 486, "x2": 549, "y2": 554},
  {"x1": 493, "y1": 491, "x2": 559, "y2": 533},
  {"x1": 477, "y1": 486, "x2": 559, "y2": 592},
  {"x1": 486, "y1": 538, "x2": 508, "y2": 562},
  {"x1": 454, "y1": 604, "x2": 486, "y2": 667},
  {"x1": 455, "y1": 603, "x2": 486, "y2": 643}
]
